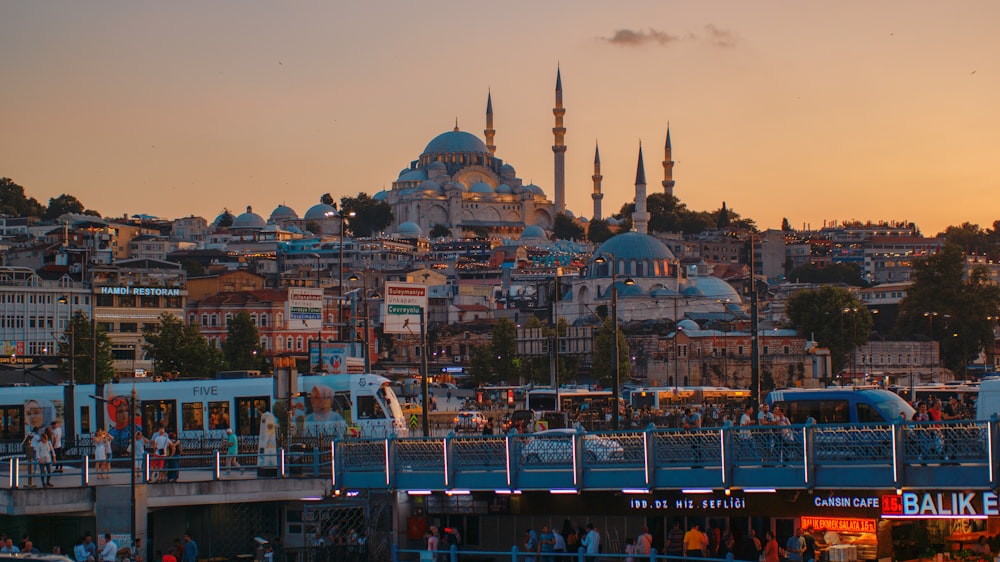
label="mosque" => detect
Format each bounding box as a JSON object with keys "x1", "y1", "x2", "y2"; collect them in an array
[{"x1": 372, "y1": 71, "x2": 578, "y2": 240}]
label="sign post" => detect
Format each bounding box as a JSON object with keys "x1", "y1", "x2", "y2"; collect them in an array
[{"x1": 383, "y1": 283, "x2": 428, "y2": 435}]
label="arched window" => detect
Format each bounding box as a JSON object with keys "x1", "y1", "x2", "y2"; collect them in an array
[
  {"x1": 211, "y1": 314, "x2": 218, "y2": 327},
  {"x1": 260, "y1": 313, "x2": 268, "y2": 327},
  {"x1": 286, "y1": 337, "x2": 293, "y2": 350},
  {"x1": 251, "y1": 313, "x2": 259, "y2": 326},
  {"x1": 296, "y1": 336, "x2": 304, "y2": 351},
  {"x1": 225, "y1": 313, "x2": 233, "y2": 326},
  {"x1": 200, "y1": 314, "x2": 207, "y2": 326}
]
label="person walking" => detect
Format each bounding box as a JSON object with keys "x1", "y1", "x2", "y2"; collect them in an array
[
  {"x1": 225, "y1": 429, "x2": 241, "y2": 474},
  {"x1": 51, "y1": 420, "x2": 64, "y2": 472},
  {"x1": 36, "y1": 431, "x2": 56, "y2": 487},
  {"x1": 166, "y1": 433, "x2": 181, "y2": 483},
  {"x1": 539, "y1": 525, "x2": 555, "y2": 562},
  {"x1": 684, "y1": 523, "x2": 705, "y2": 558},
  {"x1": 636, "y1": 526, "x2": 653, "y2": 557},
  {"x1": 666, "y1": 521, "x2": 685, "y2": 559}
]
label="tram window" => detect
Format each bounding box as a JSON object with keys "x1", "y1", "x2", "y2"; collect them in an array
[
  {"x1": 235, "y1": 397, "x2": 269, "y2": 436},
  {"x1": 857, "y1": 403, "x2": 882, "y2": 423},
  {"x1": 357, "y1": 396, "x2": 375, "y2": 419},
  {"x1": 182, "y1": 402, "x2": 204, "y2": 431},
  {"x1": 209, "y1": 401, "x2": 231, "y2": 430},
  {"x1": 782, "y1": 400, "x2": 850, "y2": 424},
  {"x1": 1, "y1": 406, "x2": 23, "y2": 440},
  {"x1": 80, "y1": 406, "x2": 90, "y2": 434},
  {"x1": 142, "y1": 400, "x2": 176, "y2": 435}
]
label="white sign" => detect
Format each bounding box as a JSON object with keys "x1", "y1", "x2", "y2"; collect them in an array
[
  {"x1": 288, "y1": 287, "x2": 323, "y2": 330},
  {"x1": 383, "y1": 283, "x2": 427, "y2": 334}
]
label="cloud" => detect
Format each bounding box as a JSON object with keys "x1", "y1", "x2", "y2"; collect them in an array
[
  {"x1": 602, "y1": 28, "x2": 678, "y2": 47},
  {"x1": 703, "y1": 24, "x2": 738, "y2": 48},
  {"x1": 600, "y1": 25, "x2": 738, "y2": 48}
]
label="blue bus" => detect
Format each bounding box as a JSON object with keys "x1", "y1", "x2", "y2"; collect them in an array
[{"x1": 767, "y1": 387, "x2": 915, "y2": 424}]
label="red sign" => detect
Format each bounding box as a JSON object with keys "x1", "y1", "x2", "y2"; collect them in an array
[
  {"x1": 882, "y1": 494, "x2": 904, "y2": 515},
  {"x1": 800, "y1": 516, "x2": 876, "y2": 533}
]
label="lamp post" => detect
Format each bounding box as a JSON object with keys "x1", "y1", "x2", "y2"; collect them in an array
[
  {"x1": 593, "y1": 253, "x2": 634, "y2": 430},
  {"x1": 337, "y1": 210, "x2": 356, "y2": 341},
  {"x1": 348, "y1": 271, "x2": 381, "y2": 373},
  {"x1": 842, "y1": 307, "x2": 859, "y2": 381},
  {"x1": 748, "y1": 235, "x2": 761, "y2": 407},
  {"x1": 58, "y1": 296, "x2": 77, "y2": 440}
]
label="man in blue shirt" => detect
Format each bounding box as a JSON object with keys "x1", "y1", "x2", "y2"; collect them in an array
[{"x1": 182, "y1": 534, "x2": 198, "y2": 562}]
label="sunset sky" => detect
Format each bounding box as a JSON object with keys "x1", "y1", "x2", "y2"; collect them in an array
[{"x1": 3, "y1": 1, "x2": 998, "y2": 236}]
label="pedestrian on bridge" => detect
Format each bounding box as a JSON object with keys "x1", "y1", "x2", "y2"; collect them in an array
[
  {"x1": 181, "y1": 534, "x2": 198, "y2": 562},
  {"x1": 100, "y1": 534, "x2": 117, "y2": 562}
]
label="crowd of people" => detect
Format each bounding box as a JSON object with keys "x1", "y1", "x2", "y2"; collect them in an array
[{"x1": 0, "y1": 531, "x2": 198, "y2": 562}]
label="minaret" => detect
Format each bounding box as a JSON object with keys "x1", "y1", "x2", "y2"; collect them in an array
[
  {"x1": 633, "y1": 143, "x2": 650, "y2": 234},
  {"x1": 552, "y1": 67, "x2": 566, "y2": 214},
  {"x1": 591, "y1": 142, "x2": 604, "y2": 221},
  {"x1": 662, "y1": 126, "x2": 675, "y2": 197},
  {"x1": 484, "y1": 90, "x2": 496, "y2": 155}
]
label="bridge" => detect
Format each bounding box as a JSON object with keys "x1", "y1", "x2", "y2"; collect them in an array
[{"x1": 3, "y1": 418, "x2": 998, "y2": 509}]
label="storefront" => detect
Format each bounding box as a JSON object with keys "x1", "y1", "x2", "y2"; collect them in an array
[{"x1": 881, "y1": 490, "x2": 1000, "y2": 562}]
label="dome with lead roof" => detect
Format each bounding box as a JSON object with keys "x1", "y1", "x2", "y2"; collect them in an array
[
  {"x1": 520, "y1": 225, "x2": 546, "y2": 240},
  {"x1": 269, "y1": 204, "x2": 298, "y2": 222},
  {"x1": 397, "y1": 221, "x2": 422, "y2": 237},
  {"x1": 232, "y1": 206, "x2": 266, "y2": 229},
  {"x1": 469, "y1": 182, "x2": 493, "y2": 194},
  {"x1": 304, "y1": 203, "x2": 337, "y2": 220},
  {"x1": 587, "y1": 231, "x2": 676, "y2": 279},
  {"x1": 422, "y1": 130, "x2": 489, "y2": 155}
]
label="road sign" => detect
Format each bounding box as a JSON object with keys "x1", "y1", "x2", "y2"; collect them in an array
[
  {"x1": 409, "y1": 414, "x2": 419, "y2": 429},
  {"x1": 383, "y1": 283, "x2": 427, "y2": 334}
]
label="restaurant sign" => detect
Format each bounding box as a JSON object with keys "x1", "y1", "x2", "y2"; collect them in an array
[
  {"x1": 882, "y1": 491, "x2": 1000, "y2": 518},
  {"x1": 800, "y1": 516, "x2": 876, "y2": 533}
]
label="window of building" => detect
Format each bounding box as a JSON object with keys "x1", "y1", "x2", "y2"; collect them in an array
[{"x1": 120, "y1": 322, "x2": 138, "y2": 333}]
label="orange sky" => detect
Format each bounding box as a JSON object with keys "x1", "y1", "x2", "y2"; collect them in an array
[{"x1": 2, "y1": 1, "x2": 998, "y2": 235}]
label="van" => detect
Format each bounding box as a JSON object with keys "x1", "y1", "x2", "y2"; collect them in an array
[
  {"x1": 767, "y1": 388, "x2": 915, "y2": 424},
  {"x1": 975, "y1": 378, "x2": 1000, "y2": 420}
]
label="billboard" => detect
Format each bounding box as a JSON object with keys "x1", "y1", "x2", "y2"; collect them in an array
[{"x1": 383, "y1": 283, "x2": 427, "y2": 334}]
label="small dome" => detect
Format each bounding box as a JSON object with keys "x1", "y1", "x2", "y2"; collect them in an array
[
  {"x1": 650, "y1": 287, "x2": 678, "y2": 297},
  {"x1": 420, "y1": 180, "x2": 441, "y2": 193},
  {"x1": 690, "y1": 275, "x2": 742, "y2": 303},
  {"x1": 423, "y1": 130, "x2": 489, "y2": 155},
  {"x1": 397, "y1": 221, "x2": 422, "y2": 237},
  {"x1": 606, "y1": 217, "x2": 620, "y2": 226},
  {"x1": 372, "y1": 190, "x2": 389, "y2": 201},
  {"x1": 682, "y1": 285, "x2": 705, "y2": 297},
  {"x1": 287, "y1": 225, "x2": 303, "y2": 234},
  {"x1": 398, "y1": 169, "x2": 427, "y2": 182},
  {"x1": 500, "y1": 163, "x2": 516, "y2": 178},
  {"x1": 520, "y1": 225, "x2": 546, "y2": 240},
  {"x1": 496, "y1": 183, "x2": 512, "y2": 194},
  {"x1": 427, "y1": 161, "x2": 447, "y2": 176},
  {"x1": 564, "y1": 209, "x2": 575, "y2": 218},
  {"x1": 304, "y1": 203, "x2": 337, "y2": 220},
  {"x1": 269, "y1": 204, "x2": 298, "y2": 222},
  {"x1": 677, "y1": 319, "x2": 700, "y2": 331},
  {"x1": 470, "y1": 181, "x2": 493, "y2": 194},
  {"x1": 613, "y1": 280, "x2": 644, "y2": 297},
  {"x1": 232, "y1": 206, "x2": 266, "y2": 229},
  {"x1": 213, "y1": 209, "x2": 236, "y2": 228},
  {"x1": 524, "y1": 184, "x2": 544, "y2": 195}
]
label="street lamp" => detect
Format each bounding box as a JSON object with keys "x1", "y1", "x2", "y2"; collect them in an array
[
  {"x1": 842, "y1": 307, "x2": 859, "y2": 381},
  {"x1": 337, "y1": 210, "x2": 356, "y2": 341},
  {"x1": 58, "y1": 296, "x2": 77, "y2": 440},
  {"x1": 348, "y1": 271, "x2": 381, "y2": 373},
  {"x1": 593, "y1": 253, "x2": 634, "y2": 430}
]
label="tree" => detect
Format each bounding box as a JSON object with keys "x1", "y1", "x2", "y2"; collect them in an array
[
  {"x1": 429, "y1": 224, "x2": 451, "y2": 239},
  {"x1": 785, "y1": 286, "x2": 872, "y2": 374},
  {"x1": 0, "y1": 177, "x2": 45, "y2": 217},
  {"x1": 787, "y1": 263, "x2": 869, "y2": 287},
  {"x1": 893, "y1": 244, "x2": 1000, "y2": 375},
  {"x1": 553, "y1": 214, "x2": 584, "y2": 240},
  {"x1": 590, "y1": 318, "x2": 631, "y2": 389},
  {"x1": 222, "y1": 311, "x2": 265, "y2": 371},
  {"x1": 341, "y1": 193, "x2": 393, "y2": 237},
  {"x1": 781, "y1": 218, "x2": 793, "y2": 232},
  {"x1": 142, "y1": 313, "x2": 223, "y2": 378},
  {"x1": 44, "y1": 194, "x2": 86, "y2": 220},
  {"x1": 492, "y1": 317, "x2": 518, "y2": 383},
  {"x1": 587, "y1": 219, "x2": 613, "y2": 243},
  {"x1": 58, "y1": 312, "x2": 115, "y2": 384},
  {"x1": 941, "y1": 222, "x2": 993, "y2": 256}
]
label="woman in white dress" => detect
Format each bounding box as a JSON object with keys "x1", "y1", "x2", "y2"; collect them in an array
[{"x1": 94, "y1": 429, "x2": 111, "y2": 479}]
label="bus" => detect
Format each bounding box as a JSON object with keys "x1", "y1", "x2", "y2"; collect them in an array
[
  {"x1": 525, "y1": 387, "x2": 616, "y2": 414},
  {"x1": 891, "y1": 382, "x2": 980, "y2": 411},
  {"x1": 627, "y1": 386, "x2": 752, "y2": 410}
]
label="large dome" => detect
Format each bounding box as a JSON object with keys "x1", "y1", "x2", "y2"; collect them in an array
[
  {"x1": 423, "y1": 129, "x2": 489, "y2": 155},
  {"x1": 397, "y1": 221, "x2": 422, "y2": 237},
  {"x1": 588, "y1": 232, "x2": 676, "y2": 279}
]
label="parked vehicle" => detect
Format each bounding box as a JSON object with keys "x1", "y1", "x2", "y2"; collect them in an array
[{"x1": 520, "y1": 428, "x2": 624, "y2": 464}]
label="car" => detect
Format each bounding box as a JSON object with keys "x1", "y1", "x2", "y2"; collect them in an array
[
  {"x1": 454, "y1": 411, "x2": 488, "y2": 432},
  {"x1": 400, "y1": 402, "x2": 423, "y2": 416},
  {"x1": 520, "y1": 428, "x2": 625, "y2": 464}
]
